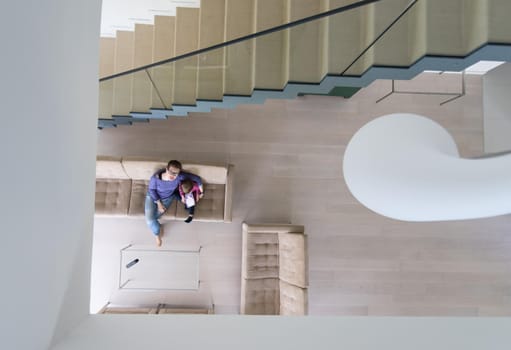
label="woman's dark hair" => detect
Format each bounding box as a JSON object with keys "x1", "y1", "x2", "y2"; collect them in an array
[{"x1": 167, "y1": 160, "x2": 182, "y2": 170}]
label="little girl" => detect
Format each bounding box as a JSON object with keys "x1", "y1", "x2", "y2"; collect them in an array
[{"x1": 179, "y1": 178, "x2": 204, "y2": 223}]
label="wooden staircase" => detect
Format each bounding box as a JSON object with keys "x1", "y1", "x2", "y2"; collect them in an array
[{"x1": 98, "y1": 0, "x2": 511, "y2": 128}]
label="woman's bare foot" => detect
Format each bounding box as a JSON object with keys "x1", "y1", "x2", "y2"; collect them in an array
[{"x1": 155, "y1": 225, "x2": 164, "y2": 247}]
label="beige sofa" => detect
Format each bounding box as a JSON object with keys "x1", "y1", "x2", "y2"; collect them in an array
[
  {"x1": 95, "y1": 157, "x2": 233, "y2": 222},
  {"x1": 241, "y1": 223, "x2": 308, "y2": 315}
]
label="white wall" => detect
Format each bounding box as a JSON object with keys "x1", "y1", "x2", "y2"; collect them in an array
[
  {"x1": 52, "y1": 315, "x2": 511, "y2": 350},
  {"x1": 1, "y1": 1, "x2": 510, "y2": 349},
  {"x1": 483, "y1": 63, "x2": 511, "y2": 153},
  {"x1": 0, "y1": 0, "x2": 101, "y2": 348}
]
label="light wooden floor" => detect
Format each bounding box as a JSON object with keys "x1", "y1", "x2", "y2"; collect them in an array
[{"x1": 93, "y1": 72, "x2": 511, "y2": 316}]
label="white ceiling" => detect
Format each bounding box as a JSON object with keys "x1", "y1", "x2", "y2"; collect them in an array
[{"x1": 101, "y1": 0, "x2": 200, "y2": 37}]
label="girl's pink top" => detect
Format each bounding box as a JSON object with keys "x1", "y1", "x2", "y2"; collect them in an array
[{"x1": 178, "y1": 181, "x2": 202, "y2": 201}]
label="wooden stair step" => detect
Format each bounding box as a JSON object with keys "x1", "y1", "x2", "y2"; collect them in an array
[
  {"x1": 327, "y1": 0, "x2": 371, "y2": 75},
  {"x1": 373, "y1": 0, "x2": 425, "y2": 67},
  {"x1": 289, "y1": 2, "x2": 330, "y2": 26},
  {"x1": 288, "y1": 0, "x2": 328, "y2": 83},
  {"x1": 151, "y1": 15, "x2": 176, "y2": 109},
  {"x1": 488, "y1": 0, "x2": 511, "y2": 42},
  {"x1": 131, "y1": 70, "x2": 153, "y2": 113},
  {"x1": 173, "y1": 7, "x2": 200, "y2": 105},
  {"x1": 463, "y1": 0, "x2": 490, "y2": 52},
  {"x1": 149, "y1": 64, "x2": 174, "y2": 110},
  {"x1": 254, "y1": 0, "x2": 287, "y2": 90},
  {"x1": 197, "y1": 0, "x2": 226, "y2": 100},
  {"x1": 175, "y1": 7, "x2": 201, "y2": 56},
  {"x1": 153, "y1": 15, "x2": 176, "y2": 61},
  {"x1": 112, "y1": 31, "x2": 134, "y2": 115},
  {"x1": 224, "y1": 0, "x2": 255, "y2": 95},
  {"x1": 99, "y1": 37, "x2": 115, "y2": 79},
  {"x1": 114, "y1": 30, "x2": 134, "y2": 73},
  {"x1": 112, "y1": 75, "x2": 133, "y2": 115},
  {"x1": 132, "y1": 24, "x2": 154, "y2": 112},
  {"x1": 408, "y1": 0, "x2": 427, "y2": 65},
  {"x1": 98, "y1": 80, "x2": 114, "y2": 119},
  {"x1": 426, "y1": 0, "x2": 468, "y2": 56},
  {"x1": 425, "y1": 0, "x2": 495, "y2": 56},
  {"x1": 148, "y1": 64, "x2": 174, "y2": 110},
  {"x1": 133, "y1": 23, "x2": 154, "y2": 67}
]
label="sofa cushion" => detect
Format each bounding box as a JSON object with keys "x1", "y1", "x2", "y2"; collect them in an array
[
  {"x1": 122, "y1": 159, "x2": 228, "y2": 185},
  {"x1": 241, "y1": 278, "x2": 280, "y2": 315},
  {"x1": 127, "y1": 180, "x2": 148, "y2": 216},
  {"x1": 128, "y1": 179, "x2": 177, "y2": 219},
  {"x1": 96, "y1": 157, "x2": 129, "y2": 179},
  {"x1": 242, "y1": 231, "x2": 279, "y2": 279},
  {"x1": 279, "y1": 280, "x2": 308, "y2": 315},
  {"x1": 175, "y1": 184, "x2": 225, "y2": 221},
  {"x1": 278, "y1": 232, "x2": 308, "y2": 288},
  {"x1": 95, "y1": 179, "x2": 132, "y2": 215}
]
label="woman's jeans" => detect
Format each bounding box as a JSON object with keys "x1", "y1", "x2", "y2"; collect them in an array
[{"x1": 144, "y1": 193, "x2": 178, "y2": 235}]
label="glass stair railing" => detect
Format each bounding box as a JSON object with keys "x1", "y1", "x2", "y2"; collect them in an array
[{"x1": 98, "y1": 0, "x2": 511, "y2": 129}]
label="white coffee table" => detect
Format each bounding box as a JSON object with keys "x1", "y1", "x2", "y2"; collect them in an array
[{"x1": 119, "y1": 245, "x2": 200, "y2": 290}]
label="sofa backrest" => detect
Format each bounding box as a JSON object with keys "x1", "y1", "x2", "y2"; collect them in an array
[
  {"x1": 181, "y1": 164, "x2": 228, "y2": 185},
  {"x1": 121, "y1": 158, "x2": 228, "y2": 184},
  {"x1": 121, "y1": 159, "x2": 166, "y2": 180}
]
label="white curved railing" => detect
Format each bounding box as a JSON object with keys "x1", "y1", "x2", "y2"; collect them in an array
[{"x1": 343, "y1": 113, "x2": 511, "y2": 221}]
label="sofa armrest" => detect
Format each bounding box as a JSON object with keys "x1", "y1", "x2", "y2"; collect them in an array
[
  {"x1": 96, "y1": 156, "x2": 129, "y2": 179},
  {"x1": 279, "y1": 280, "x2": 308, "y2": 315},
  {"x1": 223, "y1": 164, "x2": 234, "y2": 223},
  {"x1": 278, "y1": 232, "x2": 308, "y2": 288},
  {"x1": 95, "y1": 157, "x2": 132, "y2": 215}
]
